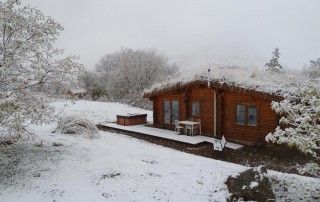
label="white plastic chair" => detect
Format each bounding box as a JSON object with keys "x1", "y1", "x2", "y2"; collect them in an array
[
  {"x1": 194, "y1": 119, "x2": 201, "y2": 135},
  {"x1": 174, "y1": 120, "x2": 184, "y2": 134},
  {"x1": 213, "y1": 136, "x2": 227, "y2": 151},
  {"x1": 185, "y1": 124, "x2": 193, "y2": 136}
]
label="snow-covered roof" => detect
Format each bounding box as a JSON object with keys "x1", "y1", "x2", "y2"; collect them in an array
[{"x1": 144, "y1": 66, "x2": 309, "y2": 98}]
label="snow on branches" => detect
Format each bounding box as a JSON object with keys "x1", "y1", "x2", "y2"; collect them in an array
[
  {"x1": 93, "y1": 48, "x2": 179, "y2": 108},
  {"x1": 308, "y1": 58, "x2": 320, "y2": 80},
  {"x1": 266, "y1": 85, "x2": 320, "y2": 156},
  {"x1": 266, "y1": 84, "x2": 320, "y2": 176},
  {"x1": 265, "y1": 47, "x2": 283, "y2": 73},
  {"x1": 0, "y1": 0, "x2": 83, "y2": 140}
]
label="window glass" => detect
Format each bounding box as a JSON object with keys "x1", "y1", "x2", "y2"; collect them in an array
[
  {"x1": 172, "y1": 101, "x2": 179, "y2": 122},
  {"x1": 192, "y1": 102, "x2": 200, "y2": 116},
  {"x1": 236, "y1": 104, "x2": 245, "y2": 124},
  {"x1": 163, "y1": 100, "x2": 170, "y2": 124},
  {"x1": 248, "y1": 105, "x2": 257, "y2": 125}
]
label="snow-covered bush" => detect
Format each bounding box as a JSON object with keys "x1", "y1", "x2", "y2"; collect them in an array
[
  {"x1": 266, "y1": 84, "x2": 320, "y2": 177},
  {"x1": 0, "y1": 0, "x2": 83, "y2": 141},
  {"x1": 54, "y1": 115, "x2": 100, "y2": 139}
]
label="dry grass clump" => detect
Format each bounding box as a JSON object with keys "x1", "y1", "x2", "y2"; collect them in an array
[{"x1": 54, "y1": 115, "x2": 100, "y2": 139}]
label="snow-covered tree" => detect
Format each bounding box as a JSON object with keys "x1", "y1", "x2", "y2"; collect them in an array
[
  {"x1": 0, "y1": 0, "x2": 83, "y2": 141},
  {"x1": 308, "y1": 58, "x2": 320, "y2": 80},
  {"x1": 265, "y1": 47, "x2": 283, "y2": 73},
  {"x1": 80, "y1": 70, "x2": 107, "y2": 100},
  {"x1": 266, "y1": 84, "x2": 320, "y2": 177},
  {"x1": 93, "y1": 48, "x2": 179, "y2": 107}
]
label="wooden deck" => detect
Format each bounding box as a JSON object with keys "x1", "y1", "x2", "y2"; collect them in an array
[{"x1": 99, "y1": 123, "x2": 243, "y2": 150}]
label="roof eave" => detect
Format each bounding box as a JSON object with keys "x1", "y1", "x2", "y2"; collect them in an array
[
  {"x1": 144, "y1": 79, "x2": 284, "y2": 101},
  {"x1": 143, "y1": 80, "x2": 207, "y2": 99}
]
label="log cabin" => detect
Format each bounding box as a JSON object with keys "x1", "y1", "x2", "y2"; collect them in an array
[{"x1": 143, "y1": 70, "x2": 287, "y2": 146}]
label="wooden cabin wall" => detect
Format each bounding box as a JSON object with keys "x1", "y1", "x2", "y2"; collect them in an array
[
  {"x1": 222, "y1": 91, "x2": 278, "y2": 145},
  {"x1": 187, "y1": 86, "x2": 215, "y2": 136},
  {"x1": 151, "y1": 85, "x2": 216, "y2": 136},
  {"x1": 149, "y1": 84, "x2": 279, "y2": 145},
  {"x1": 152, "y1": 92, "x2": 185, "y2": 129}
]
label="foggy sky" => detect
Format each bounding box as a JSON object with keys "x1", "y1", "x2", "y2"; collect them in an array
[{"x1": 23, "y1": 0, "x2": 320, "y2": 70}]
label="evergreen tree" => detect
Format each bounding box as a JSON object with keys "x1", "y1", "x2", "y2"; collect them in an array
[
  {"x1": 308, "y1": 58, "x2": 320, "y2": 80},
  {"x1": 265, "y1": 47, "x2": 283, "y2": 73}
]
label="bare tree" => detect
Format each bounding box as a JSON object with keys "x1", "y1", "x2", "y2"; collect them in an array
[{"x1": 93, "y1": 48, "x2": 179, "y2": 107}]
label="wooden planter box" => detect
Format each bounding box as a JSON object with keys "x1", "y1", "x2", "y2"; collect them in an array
[{"x1": 117, "y1": 114, "x2": 147, "y2": 126}]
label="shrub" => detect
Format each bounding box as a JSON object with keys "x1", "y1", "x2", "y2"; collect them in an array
[{"x1": 54, "y1": 115, "x2": 100, "y2": 139}]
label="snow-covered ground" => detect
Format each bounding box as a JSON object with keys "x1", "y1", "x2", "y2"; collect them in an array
[
  {"x1": 51, "y1": 100, "x2": 153, "y2": 124},
  {"x1": 0, "y1": 100, "x2": 319, "y2": 202}
]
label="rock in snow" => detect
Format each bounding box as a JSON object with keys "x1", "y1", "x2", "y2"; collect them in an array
[{"x1": 225, "y1": 166, "x2": 275, "y2": 201}]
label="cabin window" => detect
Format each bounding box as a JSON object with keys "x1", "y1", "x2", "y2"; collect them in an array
[
  {"x1": 163, "y1": 100, "x2": 171, "y2": 124},
  {"x1": 236, "y1": 104, "x2": 245, "y2": 124},
  {"x1": 248, "y1": 105, "x2": 257, "y2": 126},
  {"x1": 236, "y1": 104, "x2": 258, "y2": 126},
  {"x1": 192, "y1": 102, "x2": 201, "y2": 116},
  {"x1": 163, "y1": 100, "x2": 180, "y2": 125}
]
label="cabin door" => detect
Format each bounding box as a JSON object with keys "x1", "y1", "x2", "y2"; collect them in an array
[{"x1": 163, "y1": 100, "x2": 179, "y2": 125}]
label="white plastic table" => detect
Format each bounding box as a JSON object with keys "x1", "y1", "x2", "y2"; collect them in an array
[{"x1": 178, "y1": 120, "x2": 200, "y2": 136}]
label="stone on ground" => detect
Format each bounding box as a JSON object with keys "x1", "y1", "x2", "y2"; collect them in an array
[{"x1": 225, "y1": 166, "x2": 275, "y2": 201}]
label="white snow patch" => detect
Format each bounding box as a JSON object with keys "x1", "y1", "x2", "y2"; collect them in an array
[
  {"x1": 52, "y1": 100, "x2": 153, "y2": 124},
  {"x1": 0, "y1": 100, "x2": 319, "y2": 202},
  {"x1": 230, "y1": 172, "x2": 240, "y2": 178},
  {"x1": 250, "y1": 181, "x2": 259, "y2": 189}
]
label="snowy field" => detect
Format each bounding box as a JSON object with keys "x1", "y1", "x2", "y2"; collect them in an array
[{"x1": 0, "y1": 100, "x2": 319, "y2": 202}]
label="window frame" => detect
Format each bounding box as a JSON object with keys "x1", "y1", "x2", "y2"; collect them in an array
[
  {"x1": 191, "y1": 101, "x2": 201, "y2": 116},
  {"x1": 163, "y1": 99, "x2": 180, "y2": 125},
  {"x1": 236, "y1": 104, "x2": 246, "y2": 125},
  {"x1": 247, "y1": 105, "x2": 257, "y2": 126},
  {"x1": 235, "y1": 104, "x2": 258, "y2": 127}
]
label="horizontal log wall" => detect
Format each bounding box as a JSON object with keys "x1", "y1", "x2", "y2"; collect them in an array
[
  {"x1": 152, "y1": 85, "x2": 216, "y2": 137},
  {"x1": 150, "y1": 85, "x2": 279, "y2": 145},
  {"x1": 222, "y1": 91, "x2": 278, "y2": 145},
  {"x1": 187, "y1": 86, "x2": 215, "y2": 136}
]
